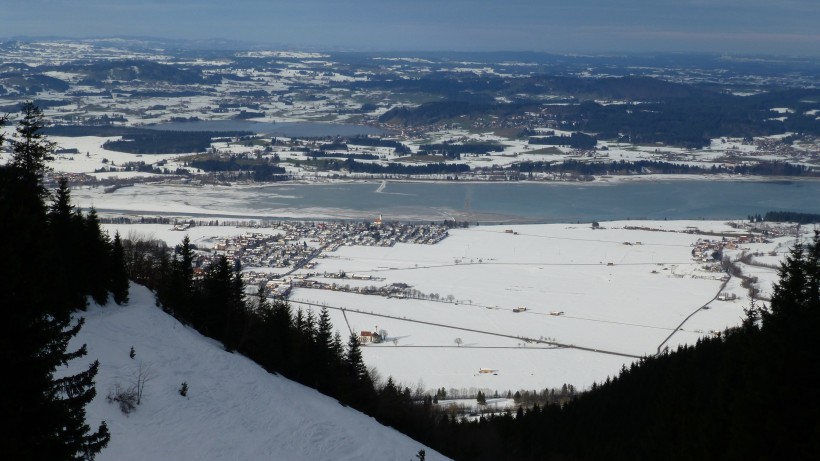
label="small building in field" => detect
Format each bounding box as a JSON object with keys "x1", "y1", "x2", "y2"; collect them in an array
[{"x1": 359, "y1": 330, "x2": 382, "y2": 344}]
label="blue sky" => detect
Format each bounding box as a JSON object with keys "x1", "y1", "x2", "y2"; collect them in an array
[{"x1": 4, "y1": 0, "x2": 819, "y2": 55}]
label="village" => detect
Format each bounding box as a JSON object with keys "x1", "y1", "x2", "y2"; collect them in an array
[{"x1": 191, "y1": 218, "x2": 450, "y2": 298}]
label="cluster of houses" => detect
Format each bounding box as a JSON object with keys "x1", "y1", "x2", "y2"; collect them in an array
[
  {"x1": 690, "y1": 235, "x2": 768, "y2": 262},
  {"x1": 194, "y1": 220, "x2": 450, "y2": 298},
  {"x1": 213, "y1": 233, "x2": 312, "y2": 269},
  {"x1": 208, "y1": 221, "x2": 449, "y2": 270}
]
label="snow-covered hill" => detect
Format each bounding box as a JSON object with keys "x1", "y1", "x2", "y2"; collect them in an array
[{"x1": 64, "y1": 284, "x2": 447, "y2": 461}]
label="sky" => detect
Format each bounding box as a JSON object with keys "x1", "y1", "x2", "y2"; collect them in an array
[{"x1": 3, "y1": 0, "x2": 819, "y2": 55}]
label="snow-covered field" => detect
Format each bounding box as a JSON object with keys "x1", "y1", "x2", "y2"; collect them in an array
[
  {"x1": 102, "y1": 219, "x2": 798, "y2": 394},
  {"x1": 291, "y1": 221, "x2": 778, "y2": 391},
  {"x1": 64, "y1": 284, "x2": 448, "y2": 461}
]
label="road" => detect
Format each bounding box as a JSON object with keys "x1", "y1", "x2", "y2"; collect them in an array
[
  {"x1": 655, "y1": 271, "x2": 732, "y2": 355},
  {"x1": 289, "y1": 299, "x2": 643, "y2": 359}
]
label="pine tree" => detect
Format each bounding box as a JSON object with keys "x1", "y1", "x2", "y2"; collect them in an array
[
  {"x1": 111, "y1": 232, "x2": 130, "y2": 305},
  {"x1": 202, "y1": 256, "x2": 232, "y2": 339},
  {"x1": 1, "y1": 106, "x2": 110, "y2": 459},
  {"x1": 342, "y1": 332, "x2": 374, "y2": 410},
  {"x1": 266, "y1": 298, "x2": 293, "y2": 373},
  {"x1": 766, "y1": 241, "x2": 808, "y2": 326},
  {"x1": 83, "y1": 208, "x2": 111, "y2": 306},
  {"x1": 50, "y1": 177, "x2": 74, "y2": 219},
  {"x1": 224, "y1": 259, "x2": 246, "y2": 352},
  {"x1": 9, "y1": 101, "x2": 55, "y2": 188},
  {"x1": 47, "y1": 177, "x2": 86, "y2": 315},
  {"x1": 314, "y1": 308, "x2": 337, "y2": 392}
]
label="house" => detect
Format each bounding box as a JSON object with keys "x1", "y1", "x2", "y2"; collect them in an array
[{"x1": 359, "y1": 330, "x2": 383, "y2": 344}]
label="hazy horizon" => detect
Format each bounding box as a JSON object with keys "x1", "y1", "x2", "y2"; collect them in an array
[{"x1": 2, "y1": 0, "x2": 819, "y2": 56}]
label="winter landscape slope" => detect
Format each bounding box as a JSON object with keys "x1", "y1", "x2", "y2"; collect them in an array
[{"x1": 63, "y1": 284, "x2": 447, "y2": 461}]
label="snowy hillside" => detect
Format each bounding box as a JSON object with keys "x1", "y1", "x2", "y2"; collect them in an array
[{"x1": 64, "y1": 284, "x2": 446, "y2": 461}]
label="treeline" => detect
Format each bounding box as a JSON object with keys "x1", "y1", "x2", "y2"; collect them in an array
[
  {"x1": 103, "y1": 131, "x2": 250, "y2": 155},
  {"x1": 306, "y1": 150, "x2": 381, "y2": 161},
  {"x1": 0, "y1": 73, "x2": 70, "y2": 95},
  {"x1": 764, "y1": 211, "x2": 820, "y2": 224},
  {"x1": 380, "y1": 101, "x2": 495, "y2": 125},
  {"x1": 60, "y1": 59, "x2": 220, "y2": 86},
  {"x1": 188, "y1": 157, "x2": 287, "y2": 179},
  {"x1": 345, "y1": 135, "x2": 412, "y2": 154},
  {"x1": 320, "y1": 157, "x2": 470, "y2": 175},
  {"x1": 0, "y1": 98, "x2": 69, "y2": 112},
  {"x1": 509, "y1": 159, "x2": 817, "y2": 177},
  {"x1": 379, "y1": 100, "x2": 537, "y2": 126},
  {"x1": 44, "y1": 125, "x2": 152, "y2": 137},
  {"x1": 528, "y1": 132, "x2": 597, "y2": 149}
]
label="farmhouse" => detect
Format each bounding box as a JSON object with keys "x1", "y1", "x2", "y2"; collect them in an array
[{"x1": 359, "y1": 330, "x2": 383, "y2": 344}]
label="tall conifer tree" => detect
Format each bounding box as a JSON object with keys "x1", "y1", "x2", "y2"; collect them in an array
[
  {"x1": 111, "y1": 231, "x2": 130, "y2": 304},
  {"x1": 0, "y1": 105, "x2": 110, "y2": 460}
]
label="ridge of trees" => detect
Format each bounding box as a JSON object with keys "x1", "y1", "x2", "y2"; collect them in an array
[
  {"x1": 763, "y1": 211, "x2": 820, "y2": 224},
  {"x1": 509, "y1": 159, "x2": 817, "y2": 178},
  {"x1": 313, "y1": 157, "x2": 471, "y2": 175}
]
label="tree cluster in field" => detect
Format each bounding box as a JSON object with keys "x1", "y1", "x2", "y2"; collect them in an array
[
  {"x1": 317, "y1": 157, "x2": 470, "y2": 175},
  {"x1": 418, "y1": 142, "x2": 503, "y2": 158},
  {"x1": 343, "y1": 135, "x2": 412, "y2": 154},
  {"x1": 102, "y1": 131, "x2": 249, "y2": 155},
  {"x1": 1, "y1": 103, "x2": 126, "y2": 460},
  {"x1": 188, "y1": 157, "x2": 287, "y2": 180},
  {"x1": 305, "y1": 150, "x2": 381, "y2": 161}
]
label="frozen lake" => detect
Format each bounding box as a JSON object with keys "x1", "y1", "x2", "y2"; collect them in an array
[{"x1": 83, "y1": 179, "x2": 820, "y2": 223}]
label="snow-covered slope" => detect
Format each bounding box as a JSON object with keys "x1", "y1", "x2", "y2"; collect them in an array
[{"x1": 65, "y1": 284, "x2": 447, "y2": 461}]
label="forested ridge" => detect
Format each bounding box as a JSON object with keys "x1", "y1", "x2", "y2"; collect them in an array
[
  {"x1": 375, "y1": 73, "x2": 819, "y2": 147},
  {"x1": 3, "y1": 104, "x2": 818, "y2": 460}
]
